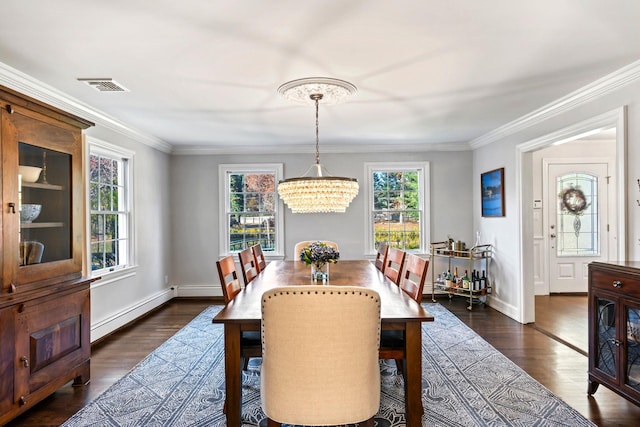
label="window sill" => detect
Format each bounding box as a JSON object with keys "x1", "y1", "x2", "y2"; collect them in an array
[{"x1": 91, "y1": 265, "x2": 138, "y2": 288}]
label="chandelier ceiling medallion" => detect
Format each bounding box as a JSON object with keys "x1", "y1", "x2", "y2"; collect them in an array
[{"x1": 277, "y1": 77, "x2": 359, "y2": 214}]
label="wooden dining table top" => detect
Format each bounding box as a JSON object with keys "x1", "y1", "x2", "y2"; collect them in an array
[{"x1": 213, "y1": 259, "x2": 434, "y2": 324}]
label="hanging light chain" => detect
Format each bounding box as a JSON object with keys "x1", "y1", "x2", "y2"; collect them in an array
[{"x1": 310, "y1": 93, "x2": 323, "y2": 165}]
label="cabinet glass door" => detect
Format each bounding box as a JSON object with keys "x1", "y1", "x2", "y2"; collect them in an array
[
  {"x1": 595, "y1": 296, "x2": 617, "y2": 378},
  {"x1": 626, "y1": 304, "x2": 640, "y2": 392},
  {"x1": 19, "y1": 142, "x2": 72, "y2": 266}
]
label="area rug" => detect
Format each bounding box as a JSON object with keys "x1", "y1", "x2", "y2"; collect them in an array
[{"x1": 61, "y1": 304, "x2": 595, "y2": 426}]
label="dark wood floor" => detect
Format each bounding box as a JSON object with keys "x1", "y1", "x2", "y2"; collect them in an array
[
  {"x1": 5, "y1": 296, "x2": 640, "y2": 427},
  {"x1": 534, "y1": 294, "x2": 588, "y2": 355}
]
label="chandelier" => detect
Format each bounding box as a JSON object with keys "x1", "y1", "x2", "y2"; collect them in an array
[{"x1": 277, "y1": 77, "x2": 359, "y2": 213}]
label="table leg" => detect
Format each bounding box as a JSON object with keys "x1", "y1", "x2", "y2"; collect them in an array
[
  {"x1": 404, "y1": 322, "x2": 424, "y2": 426},
  {"x1": 224, "y1": 323, "x2": 242, "y2": 426}
]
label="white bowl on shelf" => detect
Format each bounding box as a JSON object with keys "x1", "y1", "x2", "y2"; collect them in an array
[
  {"x1": 19, "y1": 166, "x2": 42, "y2": 183},
  {"x1": 20, "y1": 204, "x2": 42, "y2": 223}
]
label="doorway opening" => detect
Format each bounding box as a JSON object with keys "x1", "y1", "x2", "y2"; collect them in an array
[{"x1": 517, "y1": 107, "x2": 627, "y2": 333}]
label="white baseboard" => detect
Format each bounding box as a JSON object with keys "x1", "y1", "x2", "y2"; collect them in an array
[
  {"x1": 534, "y1": 281, "x2": 549, "y2": 295},
  {"x1": 485, "y1": 296, "x2": 521, "y2": 323},
  {"x1": 174, "y1": 284, "x2": 223, "y2": 298},
  {"x1": 90, "y1": 288, "x2": 174, "y2": 342}
]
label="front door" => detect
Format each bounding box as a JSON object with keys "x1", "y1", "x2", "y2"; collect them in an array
[{"x1": 547, "y1": 162, "x2": 609, "y2": 293}]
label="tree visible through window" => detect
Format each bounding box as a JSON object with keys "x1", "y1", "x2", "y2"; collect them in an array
[
  {"x1": 227, "y1": 172, "x2": 276, "y2": 252},
  {"x1": 371, "y1": 168, "x2": 424, "y2": 251},
  {"x1": 89, "y1": 150, "x2": 130, "y2": 273}
]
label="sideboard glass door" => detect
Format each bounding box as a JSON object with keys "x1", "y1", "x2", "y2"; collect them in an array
[
  {"x1": 625, "y1": 303, "x2": 640, "y2": 393},
  {"x1": 595, "y1": 296, "x2": 618, "y2": 379}
]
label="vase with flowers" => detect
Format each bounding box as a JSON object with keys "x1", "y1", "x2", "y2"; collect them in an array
[{"x1": 299, "y1": 241, "x2": 339, "y2": 283}]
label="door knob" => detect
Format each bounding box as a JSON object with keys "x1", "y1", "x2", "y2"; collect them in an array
[{"x1": 550, "y1": 234, "x2": 556, "y2": 238}]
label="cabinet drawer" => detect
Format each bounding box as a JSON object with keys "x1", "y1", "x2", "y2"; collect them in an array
[{"x1": 590, "y1": 269, "x2": 640, "y2": 299}]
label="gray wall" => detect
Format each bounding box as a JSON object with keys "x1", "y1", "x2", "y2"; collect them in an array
[
  {"x1": 169, "y1": 150, "x2": 473, "y2": 296},
  {"x1": 85, "y1": 125, "x2": 173, "y2": 340}
]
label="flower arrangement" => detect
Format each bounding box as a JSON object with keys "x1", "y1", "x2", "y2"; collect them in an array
[{"x1": 299, "y1": 241, "x2": 340, "y2": 269}]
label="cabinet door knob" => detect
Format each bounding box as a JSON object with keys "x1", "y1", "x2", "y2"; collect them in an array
[
  {"x1": 20, "y1": 356, "x2": 30, "y2": 368},
  {"x1": 8, "y1": 202, "x2": 16, "y2": 213},
  {"x1": 612, "y1": 280, "x2": 622, "y2": 288},
  {"x1": 19, "y1": 396, "x2": 27, "y2": 406}
]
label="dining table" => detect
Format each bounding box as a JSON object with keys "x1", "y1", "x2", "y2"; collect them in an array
[{"x1": 212, "y1": 259, "x2": 434, "y2": 427}]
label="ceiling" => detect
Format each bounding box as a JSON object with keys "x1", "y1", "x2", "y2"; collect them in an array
[{"x1": 1, "y1": 0, "x2": 638, "y2": 154}]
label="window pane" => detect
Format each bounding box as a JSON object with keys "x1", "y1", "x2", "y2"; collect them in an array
[
  {"x1": 229, "y1": 193, "x2": 242, "y2": 212},
  {"x1": 105, "y1": 240, "x2": 118, "y2": 267},
  {"x1": 245, "y1": 193, "x2": 260, "y2": 211},
  {"x1": 113, "y1": 185, "x2": 123, "y2": 211},
  {"x1": 261, "y1": 193, "x2": 275, "y2": 212},
  {"x1": 89, "y1": 155, "x2": 100, "y2": 182},
  {"x1": 105, "y1": 214, "x2": 117, "y2": 240},
  {"x1": 111, "y1": 159, "x2": 119, "y2": 185},
  {"x1": 91, "y1": 242, "x2": 104, "y2": 270},
  {"x1": 99, "y1": 157, "x2": 112, "y2": 184},
  {"x1": 91, "y1": 214, "x2": 103, "y2": 242},
  {"x1": 556, "y1": 173, "x2": 598, "y2": 256},
  {"x1": 90, "y1": 183, "x2": 99, "y2": 210}
]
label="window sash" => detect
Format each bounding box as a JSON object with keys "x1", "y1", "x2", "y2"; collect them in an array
[
  {"x1": 365, "y1": 162, "x2": 430, "y2": 254},
  {"x1": 88, "y1": 139, "x2": 133, "y2": 275},
  {"x1": 219, "y1": 164, "x2": 283, "y2": 256}
]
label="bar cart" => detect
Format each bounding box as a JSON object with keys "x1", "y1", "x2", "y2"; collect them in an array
[{"x1": 430, "y1": 240, "x2": 492, "y2": 310}]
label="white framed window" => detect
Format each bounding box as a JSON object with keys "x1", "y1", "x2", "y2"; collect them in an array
[
  {"x1": 88, "y1": 138, "x2": 134, "y2": 276},
  {"x1": 364, "y1": 162, "x2": 430, "y2": 255},
  {"x1": 219, "y1": 164, "x2": 284, "y2": 256}
]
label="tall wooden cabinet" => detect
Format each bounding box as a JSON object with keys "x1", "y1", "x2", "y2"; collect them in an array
[
  {"x1": 0, "y1": 86, "x2": 96, "y2": 425},
  {"x1": 588, "y1": 261, "x2": 640, "y2": 407}
]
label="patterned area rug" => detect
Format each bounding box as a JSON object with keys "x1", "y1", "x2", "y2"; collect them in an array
[{"x1": 62, "y1": 304, "x2": 594, "y2": 426}]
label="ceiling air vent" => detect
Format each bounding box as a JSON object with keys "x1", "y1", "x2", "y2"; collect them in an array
[{"x1": 77, "y1": 78, "x2": 129, "y2": 92}]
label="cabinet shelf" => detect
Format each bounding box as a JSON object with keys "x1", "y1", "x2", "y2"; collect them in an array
[
  {"x1": 21, "y1": 182, "x2": 65, "y2": 191},
  {"x1": 433, "y1": 282, "x2": 490, "y2": 296},
  {"x1": 21, "y1": 222, "x2": 65, "y2": 229}
]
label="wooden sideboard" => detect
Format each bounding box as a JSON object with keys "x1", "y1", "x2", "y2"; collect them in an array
[
  {"x1": 0, "y1": 86, "x2": 96, "y2": 425},
  {"x1": 588, "y1": 261, "x2": 640, "y2": 407}
]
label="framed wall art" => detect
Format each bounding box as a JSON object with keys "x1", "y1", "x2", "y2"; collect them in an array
[{"x1": 481, "y1": 167, "x2": 505, "y2": 217}]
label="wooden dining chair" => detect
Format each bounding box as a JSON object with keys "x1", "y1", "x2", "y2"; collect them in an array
[
  {"x1": 294, "y1": 240, "x2": 339, "y2": 260},
  {"x1": 216, "y1": 255, "x2": 261, "y2": 371},
  {"x1": 399, "y1": 254, "x2": 429, "y2": 303},
  {"x1": 216, "y1": 255, "x2": 242, "y2": 304},
  {"x1": 252, "y1": 243, "x2": 267, "y2": 273},
  {"x1": 383, "y1": 247, "x2": 406, "y2": 286},
  {"x1": 261, "y1": 286, "x2": 380, "y2": 427},
  {"x1": 238, "y1": 247, "x2": 259, "y2": 285},
  {"x1": 380, "y1": 253, "x2": 429, "y2": 378},
  {"x1": 374, "y1": 243, "x2": 388, "y2": 273}
]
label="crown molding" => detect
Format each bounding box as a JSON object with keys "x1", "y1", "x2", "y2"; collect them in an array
[
  {"x1": 0, "y1": 62, "x2": 172, "y2": 153},
  {"x1": 470, "y1": 60, "x2": 640, "y2": 149},
  {"x1": 171, "y1": 140, "x2": 470, "y2": 155}
]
